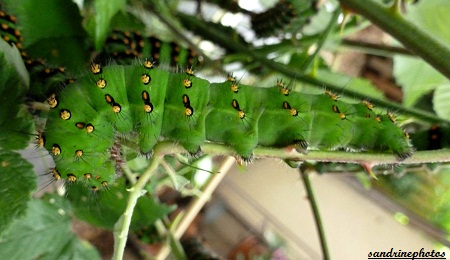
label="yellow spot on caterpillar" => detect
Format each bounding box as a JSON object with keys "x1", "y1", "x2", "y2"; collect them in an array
[
  {"x1": 52, "y1": 168, "x2": 61, "y2": 180},
  {"x1": 230, "y1": 83, "x2": 239, "y2": 93},
  {"x1": 95, "y1": 175, "x2": 101, "y2": 180},
  {"x1": 141, "y1": 73, "x2": 151, "y2": 85},
  {"x1": 142, "y1": 91, "x2": 150, "y2": 102},
  {"x1": 404, "y1": 130, "x2": 410, "y2": 139},
  {"x1": 332, "y1": 105, "x2": 346, "y2": 120},
  {"x1": 232, "y1": 99, "x2": 245, "y2": 119},
  {"x1": 75, "y1": 122, "x2": 86, "y2": 129},
  {"x1": 283, "y1": 101, "x2": 298, "y2": 116},
  {"x1": 67, "y1": 174, "x2": 76, "y2": 183},
  {"x1": 325, "y1": 90, "x2": 338, "y2": 101},
  {"x1": 227, "y1": 74, "x2": 236, "y2": 82},
  {"x1": 374, "y1": 115, "x2": 382, "y2": 123},
  {"x1": 365, "y1": 114, "x2": 371, "y2": 118},
  {"x1": 387, "y1": 112, "x2": 396, "y2": 123},
  {"x1": 101, "y1": 181, "x2": 108, "y2": 188},
  {"x1": 238, "y1": 110, "x2": 245, "y2": 119},
  {"x1": 90, "y1": 63, "x2": 102, "y2": 75},
  {"x1": 332, "y1": 105, "x2": 339, "y2": 113},
  {"x1": 105, "y1": 94, "x2": 114, "y2": 105},
  {"x1": 47, "y1": 94, "x2": 58, "y2": 108},
  {"x1": 290, "y1": 108, "x2": 298, "y2": 116},
  {"x1": 96, "y1": 78, "x2": 107, "y2": 89},
  {"x1": 84, "y1": 173, "x2": 92, "y2": 180},
  {"x1": 112, "y1": 104, "x2": 121, "y2": 113},
  {"x1": 59, "y1": 109, "x2": 71, "y2": 120},
  {"x1": 75, "y1": 150, "x2": 83, "y2": 157},
  {"x1": 52, "y1": 144, "x2": 61, "y2": 156},
  {"x1": 277, "y1": 79, "x2": 289, "y2": 96},
  {"x1": 183, "y1": 78, "x2": 192, "y2": 88},
  {"x1": 86, "y1": 124, "x2": 95, "y2": 133},
  {"x1": 143, "y1": 59, "x2": 155, "y2": 70},
  {"x1": 186, "y1": 67, "x2": 195, "y2": 76},
  {"x1": 92, "y1": 186, "x2": 98, "y2": 192},
  {"x1": 182, "y1": 94, "x2": 190, "y2": 106},
  {"x1": 185, "y1": 107, "x2": 193, "y2": 116},
  {"x1": 182, "y1": 94, "x2": 193, "y2": 116},
  {"x1": 37, "y1": 132, "x2": 45, "y2": 147},
  {"x1": 144, "y1": 103, "x2": 153, "y2": 113},
  {"x1": 362, "y1": 100, "x2": 374, "y2": 110}
]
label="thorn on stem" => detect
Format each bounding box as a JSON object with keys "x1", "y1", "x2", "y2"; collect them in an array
[{"x1": 361, "y1": 162, "x2": 378, "y2": 180}]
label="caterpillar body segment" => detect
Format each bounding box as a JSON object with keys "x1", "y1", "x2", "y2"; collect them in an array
[{"x1": 43, "y1": 63, "x2": 413, "y2": 191}]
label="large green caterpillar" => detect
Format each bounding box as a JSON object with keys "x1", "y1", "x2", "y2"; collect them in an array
[{"x1": 40, "y1": 61, "x2": 412, "y2": 192}]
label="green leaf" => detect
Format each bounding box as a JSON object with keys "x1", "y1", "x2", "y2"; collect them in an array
[
  {"x1": 0, "y1": 39, "x2": 33, "y2": 150},
  {"x1": 433, "y1": 83, "x2": 450, "y2": 120},
  {"x1": 3, "y1": 0, "x2": 89, "y2": 71},
  {"x1": 406, "y1": 0, "x2": 450, "y2": 47},
  {"x1": 0, "y1": 196, "x2": 100, "y2": 260},
  {"x1": 94, "y1": 0, "x2": 127, "y2": 50},
  {"x1": 67, "y1": 179, "x2": 174, "y2": 230},
  {"x1": 393, "y1": 0, "x2": 450, "y2": 107},
  {"x1": 394, "y1": 56, "x2": 447, "y2": 107},
  {"x1": 0, "y1": 150, "x2": 35, "y2": 235}
]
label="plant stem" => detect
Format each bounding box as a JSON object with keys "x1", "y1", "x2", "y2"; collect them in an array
[
  {"x1": 112, "y1": 141, "x2": 450, "y2": 259},
  {"x1": 299, "y1": 9, "x2": 340, "y2": 72},
  {"x1": 144, "y1": 141, "x2": 450, "y2": 167},
  {"x1": 341, "y1": 39, "x2": 413, "y2": 56},
  {"x1": 300, "y1": 169, "x2": 330, "y2": 260},
  {"x1": 112, "y1": 147, "x2": 164, "y2": 260},
  {"x1": 338, "y1": 0, "x2": 450, "y2": 80}
]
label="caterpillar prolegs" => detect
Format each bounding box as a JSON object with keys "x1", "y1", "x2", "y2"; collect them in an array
[{"x1": 41, "y1": 62, "x2": 412, "y2": 191}]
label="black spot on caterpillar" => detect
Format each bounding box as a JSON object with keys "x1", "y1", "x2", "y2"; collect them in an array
[{"x1": 41, "y1": 62, "x2": 412, "y2": 191}]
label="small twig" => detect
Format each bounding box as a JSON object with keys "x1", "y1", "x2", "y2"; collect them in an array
[
  {"x1": 300, "y1": 169, "x2": 330, "y2": 260},
  {"x1": 112, "y1": 147, "x2": 165, "y2": 260},
  {"x1": 341, "y1": 39, "x2": 413, "y2": 56},
  {"x1": 155, "y1": 156, "x2": 235, "y2": 259},
  {"x1": 299, "y1": 9, "x2": 340, "y2": 73}
]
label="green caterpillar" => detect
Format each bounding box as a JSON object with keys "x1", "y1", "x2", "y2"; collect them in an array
[
  {"x1": 0, "y1": 5, "x2": 69, "y2": 104},
  {"x1": 199, "y1": 0, "x2": 317, "y2": 38},
  {"x1": 250, "y1": 0, "x2": 317, "y2": 37},
  {"x1": 39, "y1": 61, "x2": 412, "y2": 192},
  {"x1": 0, "y1": 9, "x2": 22, "y2": 46},
  {"x1": 98, "y1": 29, "x2": 201, "y2": 68}
]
